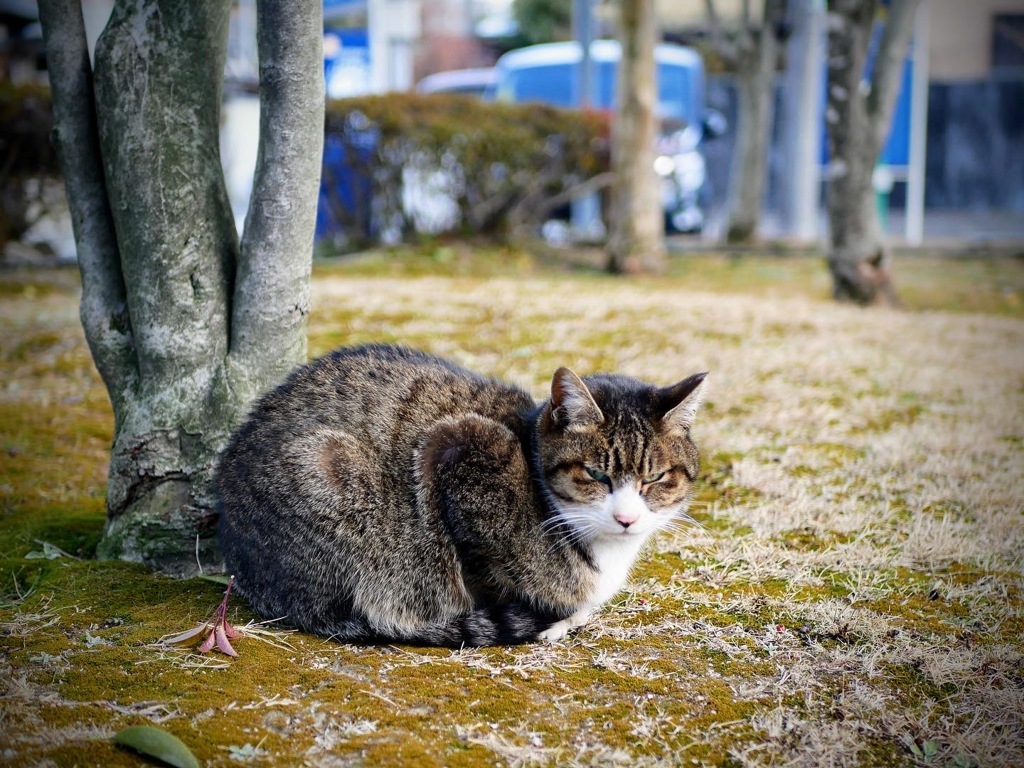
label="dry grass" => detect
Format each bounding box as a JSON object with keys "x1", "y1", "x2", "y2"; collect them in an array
[{"x1": 1, "y1": 253, "x2": 1022, "y2": 766}]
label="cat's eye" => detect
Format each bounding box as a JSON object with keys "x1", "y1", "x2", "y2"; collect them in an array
[
  {"x1": 642, "y1": 471, "x2": 666, "y2": 484},
  {"x1": 585, "y1": 467, "x2": 609, "y2": 483}
]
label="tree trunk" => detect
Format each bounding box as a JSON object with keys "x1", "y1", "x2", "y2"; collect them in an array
[
  {"x1": 724, "y1": 0, "x2": 785, "y2": 244},
  {"x1": 606, "y1": 0, "x2": 665, "y2": 274},
  {"x1": 825, "y1": 0, "x2": 919, "y2": 304},
  {"x1": 39, "y1": 0, "x2": 324, "y2": 575}
]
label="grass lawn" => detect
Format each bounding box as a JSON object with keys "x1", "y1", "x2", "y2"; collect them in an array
[{"x1": 1, "y1": 247, "x2": 1022, "y2": 767}]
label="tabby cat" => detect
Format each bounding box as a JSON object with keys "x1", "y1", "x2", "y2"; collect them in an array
[{"x1": 217, "y1": 344, "x2": 707, "y2": 646}]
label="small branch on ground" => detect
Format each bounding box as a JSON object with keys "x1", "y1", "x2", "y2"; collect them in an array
[{"x1": 161, "y1": 575, "x2": 242, "y2": 658}]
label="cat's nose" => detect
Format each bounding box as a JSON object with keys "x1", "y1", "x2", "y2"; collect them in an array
[
  {"x1": 614, "y1": 512, "x2": 638, "y2": 529},
  {"x1": 610, "y1": 487, "x2": 644, "y2": 529}
]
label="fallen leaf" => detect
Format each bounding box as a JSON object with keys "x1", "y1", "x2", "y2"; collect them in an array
[
  {"x1": 215, "y1": 623, "x2": 239, "y2": 657},
  {"x1": 223, "y1": 620, "x2": 242, "y2": 640},
  {"x1": 198, "y1": 629, "x2": 216, "y2": 654},
  {"x1": 161, "y1": 624, "x2": 213, "y2": 646},
  {"x1": 112, "y1": 724, "x2": 201, "y2": 768}
]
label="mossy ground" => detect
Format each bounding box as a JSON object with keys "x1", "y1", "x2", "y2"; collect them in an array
[{"x1": 2, "y1": 247, "x2": 1022, "y2": 767}]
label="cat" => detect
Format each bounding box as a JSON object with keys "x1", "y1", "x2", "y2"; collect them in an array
[{"x1": 216, "y1": 343, "x2": 707, "y2": 646}]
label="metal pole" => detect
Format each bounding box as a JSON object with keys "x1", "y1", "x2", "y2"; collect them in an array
[
  {"x1": 905, "y1": 0, "x2": 930, "y2": 245},
  {"x1": 779, "y1": 0, "x2": 825, "y2": 242},
  {"x1": 368, "y1": 0, "x2": 389, "y2": 92},
  {"x1": 572, "y1": 0, "x2": 600, "y2": 238},
  {"x1": 573, "y1": 0, "x2": 594, "y2": 107}
]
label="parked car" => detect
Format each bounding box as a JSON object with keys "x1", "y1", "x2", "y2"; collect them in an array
[
  {"x1": 491, "y1": 40, "x2": 723, "y2": 234},
  {"x1": 415, "y1": 67, "x2": 497, "y2": 98}
]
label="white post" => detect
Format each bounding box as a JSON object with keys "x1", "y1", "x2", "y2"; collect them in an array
[
  {"x1": 573, "y1": 0, "x2": 594, "y2": 107},
  {"x1": 571, "y1": 0, "x2": 601, "y2": 240},
  {"x1": 905, "y1": 0, "x2": 930, "y2": 245},
  {"x1": 368, "y1": 0, "x2": 421, "y2": 93},
  {"x1": 367, "y1": 0, "x2": 388, "y2": 92},
  {"x1": 779, "y1": 0, "x2": 825, "y2": 242}
]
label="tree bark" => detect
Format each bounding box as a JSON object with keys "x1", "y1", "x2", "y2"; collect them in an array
[
  {"x1": 39, "y1": 0, "x2": 324, "y2": 575},
  {"x1": 38, "y1": 0, "x2": 136, "y2": 419},
  {"x1": 826, "y1": 0, "x2": 919, "y2": 304},
  {"x1": 231, "y1": 0, "x2": 324, "y2": 395},
  {"x1": 606, "y1": 0, "x2": 665, "y2": 274},
  {"x1": 723, "y1": 0, "x2": 786, "y2": 244}
]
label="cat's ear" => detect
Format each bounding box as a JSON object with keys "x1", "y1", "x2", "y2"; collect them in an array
[
  {"x1": 550, "y1": 367, "x2": 604, "y2": 430},
  {"x1": 658, "y1": 372, "x2": 708, "y2": 432}
]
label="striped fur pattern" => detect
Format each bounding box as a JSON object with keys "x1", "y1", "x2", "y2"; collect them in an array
[{"x1": 217, "y1": 344, "x2": 707, "y2": 646}]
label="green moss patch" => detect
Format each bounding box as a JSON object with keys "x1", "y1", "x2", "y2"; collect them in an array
[{"x1": 3, "y1": 258, "x2": 1023, "y2": 766}]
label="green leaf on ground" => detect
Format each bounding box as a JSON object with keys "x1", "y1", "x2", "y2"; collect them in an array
[
  {"x1": 197, "y1": 574, "x2": 232, "y2": 585},
  {"x1": 112, "y1": 725, "x2": 201, "y2": 768},
  {"x1": 24, "y1": 541, "x2": 63, "y2": 560}
]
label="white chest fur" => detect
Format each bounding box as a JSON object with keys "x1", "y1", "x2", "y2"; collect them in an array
[
  {"x1": 589, "y1": 534, "x2": 646, "y2": 607},
  {"x1": 536, "y1": 492, "x2": 653, "y2": 643},
  {"x1": 537, "y1": 534, "x2": 646, "y2": 643}
]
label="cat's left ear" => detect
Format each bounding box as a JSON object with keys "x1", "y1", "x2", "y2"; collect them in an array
[
  {"x1": 550, "y1": 367, "x2": 604, "y2": 430},
  {"x1": 657, "y1": 372, "x2": 708, "y2": 432}
]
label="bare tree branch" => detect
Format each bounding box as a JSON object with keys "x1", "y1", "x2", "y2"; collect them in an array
[
  {"x1": 38, "y1": 0, "x2": 137, "y2": 414},
  {"x1": 994, "y1": 18, "x2": 1024, "y2": 52},
  {"x1": 866, "y1": 0, "x2": 921, "y2": 145},
  {"x1": 704, "y1": 0, "x2": 724, "y2": 47},
  {"x1": 704, "y1": 0, "x2": 738, "y2": 62},
  {"x1": 766, "y1": 0, "x2": 788, "y2": 27},
  {"x1": 231, "y1": 0, "x2": 324, "y2": 392},
  {"x1": 826, "y1": 0, "x2": 874, "y2": 145},
  {"x1": 534, "y1": 171, "x2": 616, "y2": 219},
  {"x1": 466, "y1": 186, "x2": 521, "y2": 231}
]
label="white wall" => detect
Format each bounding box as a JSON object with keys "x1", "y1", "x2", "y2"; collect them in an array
[{"x1": 929, "y1": 0, "x2": 1023, "y2": 80}]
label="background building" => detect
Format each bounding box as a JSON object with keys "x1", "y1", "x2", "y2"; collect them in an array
[{"x1": 3, "y1": 0, "x2": 1022, "y2": 244}]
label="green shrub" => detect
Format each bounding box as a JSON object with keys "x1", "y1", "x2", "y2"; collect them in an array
[
  {"x1": 322, "y1": 92, "x2": 610, "y2": 248},
  {"x1": 0, "y1": 82, "x2": 60, "y2": 248}
]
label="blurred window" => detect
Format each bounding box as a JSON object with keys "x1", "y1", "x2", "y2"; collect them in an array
[
  {"x1": 507, "y1": 64, "x2": 574, "y2": 106},
  {"x1": 992, "y1": 15, "x2": 1024, "y2": 72},
  {"x1": 506, "y1": 60, "x2": 694, "y2": 121}
]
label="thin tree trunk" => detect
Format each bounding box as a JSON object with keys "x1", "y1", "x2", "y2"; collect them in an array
[
  {"x1": 39, "y1": 0, "x2": 324, "y2": 575},
  {"x1": 724, "y1": 0, "x2": 785, "y2": 244},
  {"x1": 38, "y1": 0, "x2": 136, "y2": 420},
  {"x1": 230, "y1": 0, "x2": 324, "y2": 394},
  {"x1": 826, "y1": 0, "x2": 919, "y2": 304},
  {"x1": 606, "y1": 0, "x2": 665, "y2": 274}
]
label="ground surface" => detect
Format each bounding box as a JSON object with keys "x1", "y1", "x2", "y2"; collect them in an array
[{"x1": 2, "y1": 250, "x2": 1023, "y2": 767}]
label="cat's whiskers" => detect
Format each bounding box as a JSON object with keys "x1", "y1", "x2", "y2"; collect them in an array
[
  {"x1": 657, "y1": 520, "x2": 688, "y2": 538},
  {"x1": 535, "y1": 515, "x2": 584, "y2": 560},
  {"x1": 538, "y1": 525, "x2": 587, "y2": 557},
  {"x1": 539, "y1": 514, "x2": 573, "y2": 536},
  {"x1": 680, "y1": 513, "x2": 698, "y2": 525},
  {"x1": 666, "y1": 505, "x2": 705, "y2": 531},
  {"x1": 538, "y1": 505, "x2": 607, "y2": 555},
  {"x1": 551, "y1": 518, "x2": 600, "y2": 546}
]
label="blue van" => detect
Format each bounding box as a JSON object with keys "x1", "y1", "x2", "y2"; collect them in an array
[{"x1": 492, "y1": 40, "x2": 720, "y2": 233}]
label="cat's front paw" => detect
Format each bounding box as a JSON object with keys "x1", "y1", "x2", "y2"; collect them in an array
[
  {"x1": 537, "y1": 619, "x2": 573, "y2": 643},
  {"x1": 537, "y1": 608, "x2": 592, "y2": 643}
]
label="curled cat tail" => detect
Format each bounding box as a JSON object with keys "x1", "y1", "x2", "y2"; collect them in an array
[
  {"x1": 407, "y1": 603, "x2": 564, "y2": 647},
  {"x1": 314, "y1": 604, "x2": 563, "y2": 647}
]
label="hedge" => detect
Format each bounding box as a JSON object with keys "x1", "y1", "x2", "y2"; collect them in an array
[{"x1": 321, "y1": 93, "x2": 611, "y2": 248}]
